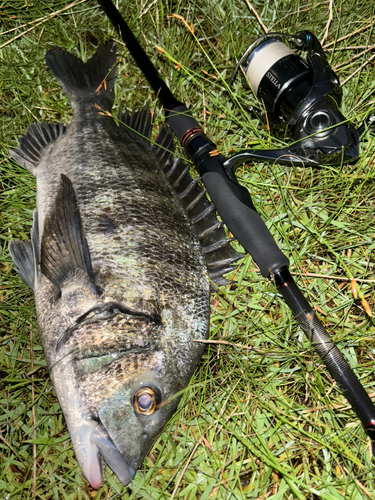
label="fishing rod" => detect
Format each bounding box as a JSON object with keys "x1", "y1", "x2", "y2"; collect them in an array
[{"x1": 97, "y1": 0, "x2": 375, "y2": 446}]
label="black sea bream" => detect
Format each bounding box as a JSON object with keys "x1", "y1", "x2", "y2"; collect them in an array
[{"x1": 9, "y1": 40, "x2": 240, "y2": 488}]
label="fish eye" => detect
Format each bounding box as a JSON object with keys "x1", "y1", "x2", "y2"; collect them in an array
[{"x1": 133, "y1": 387, "x2": 159, "y2": 415}]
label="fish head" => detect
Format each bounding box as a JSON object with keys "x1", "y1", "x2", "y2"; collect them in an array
[{"x1": 50, "y1": 303, "x2": 206, "y2": 488}]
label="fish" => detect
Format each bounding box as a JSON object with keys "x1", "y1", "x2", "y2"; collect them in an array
[{"x1": 8, "y1": 40, "x2": 242, "y2": 488}]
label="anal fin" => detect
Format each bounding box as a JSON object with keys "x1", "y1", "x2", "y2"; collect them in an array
[
  {"x1": 41, "y1": 174, "x2": 96, "y2": 293},
  {"x1": 10, "y1": 122, "x2": 67, "y2": 174},
  {"x1": 31, "y1": 209, "x2": 40, "y2": 275}
]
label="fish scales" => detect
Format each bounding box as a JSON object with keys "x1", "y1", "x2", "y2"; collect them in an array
[
  {"x1": 9, "y1": 40, "x2": 211, "y2": 488},
  {"x1": 38, "y1": 115, "x2": 205, "y2": 307}
]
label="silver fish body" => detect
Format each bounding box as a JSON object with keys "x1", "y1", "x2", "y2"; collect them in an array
[{"x1": 9, "y1": 41, "x2": 240, "y2": 487}]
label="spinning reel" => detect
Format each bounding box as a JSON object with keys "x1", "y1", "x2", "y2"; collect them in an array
[{"x1": 227, "y1": 31, "x2": 364, "y2": 169}]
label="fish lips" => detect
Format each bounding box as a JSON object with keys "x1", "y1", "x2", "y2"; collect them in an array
[
  {"x1": 67, "y1": 416, "x2": 136, "y2": 489},
  {"x1": 89, "y1": 422, "x2": 136, "y2": 487},
  {"x1": 81, "y1": 378, "x2": 179, "y2": 488},
  {"x1": 49, "y1": 352, "x2": 139, "y2": 488},
  {"x1": 48, "y1": 359, "x2": 130, "y2": 488}
]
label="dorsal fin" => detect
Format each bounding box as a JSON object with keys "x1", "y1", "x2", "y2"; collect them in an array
[
  {"x1": 10, "y1": 122, "x2": 67, "y2": 174},
  {"x1": 153, "y1": 124, "x2": 244, "y2": 285},
  {"x1": 40, "y1": 174, "x2": 96, "y2": 292},
  {"x1": 118, "y1": 107, "x2": 153, "y2": 143},
  {"x1": 152, "y1": 122, "x2": 176, "y2": 167}
]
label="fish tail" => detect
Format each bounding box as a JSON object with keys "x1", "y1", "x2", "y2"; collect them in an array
[{"x1": 45, "y1": 40, "x2": 117, "y2": 111}]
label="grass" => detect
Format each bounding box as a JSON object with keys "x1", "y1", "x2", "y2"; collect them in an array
[{"x1": 1, "y1": 0, "x2": 375, "y2": 498}]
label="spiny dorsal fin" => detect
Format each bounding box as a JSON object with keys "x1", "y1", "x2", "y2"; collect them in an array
[
  {"x1": 9, "y1": 240, "x2": 35, "y2": 290},
  {"x1": 41, "y1": 174, "x2": 96, "y2": 292},
  {"x1": 45, "y1": 40, "x2": 117, "y2": 112},
  {"x1": 119, "y1": 107, "x2": 153, "y2": 143},
  {"x1": 153, "y1": 124, "x2": 244, "y2": 285},
  {"x1": 10, "y1": 122, "x2": 67, "y2": 174},
  {"x1": 152, "y1": 123, "x2": 176, "y2": 166}
]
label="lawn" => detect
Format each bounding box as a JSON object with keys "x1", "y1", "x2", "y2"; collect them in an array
[{"x1": 1, "y1": 0, "x2": 375, "y2": 498}]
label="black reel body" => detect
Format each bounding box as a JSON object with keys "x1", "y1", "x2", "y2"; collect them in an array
[{"x1": 227, "y1": 31, "x2": 360, "y2": 168}]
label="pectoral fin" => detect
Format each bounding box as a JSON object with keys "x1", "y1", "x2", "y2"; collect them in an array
[{"x1": 41, "y1": 174, "x2": 96, "y2": 292}]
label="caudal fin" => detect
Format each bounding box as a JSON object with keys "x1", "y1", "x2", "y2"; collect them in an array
[{"x1": 45, "y1": 40, "x2": 117, "y2": 111}]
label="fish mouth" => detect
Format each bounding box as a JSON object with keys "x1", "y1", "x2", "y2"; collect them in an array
[{"x1": 81, "y1": 418, "x2": 136, "y2": 488}]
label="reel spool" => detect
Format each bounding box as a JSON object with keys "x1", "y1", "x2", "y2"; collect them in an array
[{"x1": 244, "y1": 36, "x2": 313, "y2": 121}]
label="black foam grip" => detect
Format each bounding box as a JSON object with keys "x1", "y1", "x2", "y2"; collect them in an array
[{"x1": 201, "y1": 171, "x2": 289, "y2": 277}]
